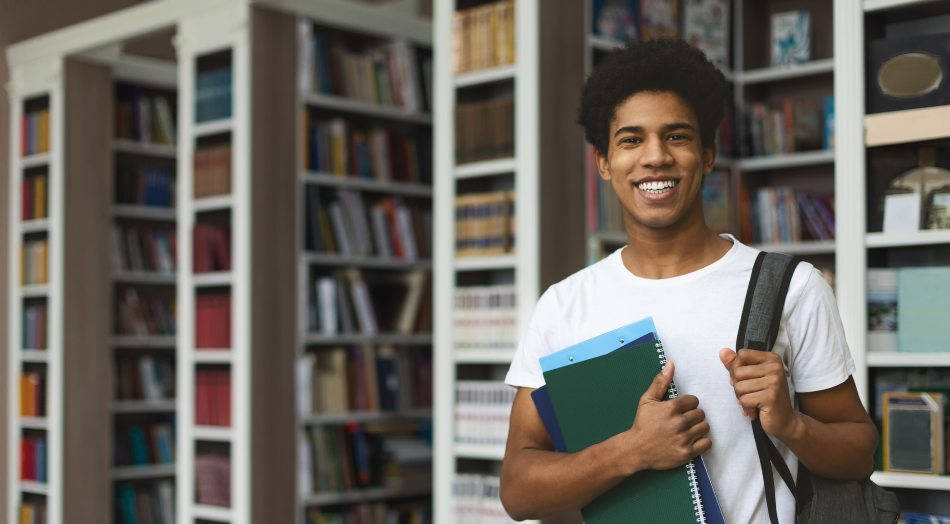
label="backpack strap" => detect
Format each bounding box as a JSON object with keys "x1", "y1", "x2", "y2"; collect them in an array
[{"x1": 737, "y1": 251, "x2": 801, "y2": 524}]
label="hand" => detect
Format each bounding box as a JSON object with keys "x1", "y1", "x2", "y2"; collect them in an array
[
  {"x1": 719, "y1": 348, "x2": 802, "y2": 441},
  {"x1": 625, "y1": 362, "x2": 711, "y2": 472}
]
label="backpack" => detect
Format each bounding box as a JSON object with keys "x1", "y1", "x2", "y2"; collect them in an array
[{"x1": 738, "y1": 252, "x2": 900, "y2": 524}]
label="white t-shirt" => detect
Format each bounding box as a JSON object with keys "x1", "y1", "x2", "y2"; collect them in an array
[{"x1": 505, "y1": 235, "x2": 855, "y2": 524}]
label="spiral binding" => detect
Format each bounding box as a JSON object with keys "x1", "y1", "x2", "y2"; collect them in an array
[{"x1": 655, "y1": 341, "x2": 707, "y2": 524}]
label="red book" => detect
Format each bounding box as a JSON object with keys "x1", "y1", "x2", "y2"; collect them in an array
[
  {"x1": 21, "y1": 438, "x2": 35, "y2": 480},
  {"x1": 193, "y1": 224, "x2": 209, "y2": 273},
  {"x1": 195, "y1": 371, "x2": 208, "y2": 424},
  {"x1": 219, "y1": 371, "x2": 231, "y2": 426}
]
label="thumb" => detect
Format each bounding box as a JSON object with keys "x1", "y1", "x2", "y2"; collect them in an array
[
  {"x1": 641, "y1": 362, "x2": 674, "y2": 402},
  {"x1": 719, "y1": 348, "x2": 737, "y2": 370}
]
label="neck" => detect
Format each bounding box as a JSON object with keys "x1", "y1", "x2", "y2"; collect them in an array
[{"x1": 620, "y1": 204, "x2": 732, "y2": 279}]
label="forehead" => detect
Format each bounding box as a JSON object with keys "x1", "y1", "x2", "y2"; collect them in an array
[{"x1": 609, "y1": 91, "x2": 698, "y2": 131}]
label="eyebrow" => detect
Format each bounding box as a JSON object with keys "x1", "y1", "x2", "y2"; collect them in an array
[{"x1": 613, "y1": 122, "x2": 696, "y2": 137}]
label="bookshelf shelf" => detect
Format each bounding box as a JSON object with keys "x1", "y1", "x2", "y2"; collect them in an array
[
  {"x1": 112, "y1": 205, "x2": 176, "y2": 221},
  {"x1": 20, "y1": 350, "x2": 49, "y2": 363},
  {"x1": 301, "y1": 172, "x2": 433, "y2": 197},
  {"x1": 454, "y1": 64, "x2": 518, "y2": 88},
  {"x1": 193, "y1": 271, "x2": 233, "y2": 287},
  {"x1": 303, "y1": 333, "x2": 432, "y2": 346},
  {"x1": 587, "y1": 34, "x2": 624, "y2": 52},
  {"x1": 454, "y1": 349, "x2": 516, "y2": 365},
  {"x1": 865, "y1": 229, "x2": 950, "y2": 249},
  {"x1": 866, "y1": 352, "x2": 950, "y2": 367},
  {"x1": 589, "y1": 230, "x2": 626, "y2": 246},
  {"x1": 112, "y1": 139, "x2": 177, "y2": 158},
  {"x1": 864, "y1": 104, "x2": 950, "y2": 147},
  {"x1": 20, "y1": 218, "x2": 50, "y2": 234},
  {"x1": 870, "y1": 472, "x2": 950, "y2": 491},
  {"x1": 21, "y1": 152, "x2": 51, "y2": 169},
  {"x1": 192, "y1": 350, "x2": 233, "y2": 364},
  {"x1": 453, "y1": 443, "x2": 505, "y2": 461},
  {"x1": 303, "y1": 252, "x2": 431, "y2": 270},
  {"x1": 863, "y1": 0, "x2": 943, "y2": 12},
  {"x1": 20, "y1": 417, "x2": 49, "y2": 430},
  {"x1": 192, "y1": 504, "x2": 234, "y2": 521},
  {"x1": 21, "y1": 284, "x2": 50, "y2": 298},
  {"x1": 738, "y1": 59, "x2": 835, "y2": 84},
  {"x1": 111, "y1": 399, "x2": 176, "y2": 414},
  {"x1": 111, "y1": 464, "x2": 176, "y2": 481},
  {"x1": 192, "y1": 425, "x2": 233, "y2": 442},
  {"x1": 453, "y1": 254, "x2": 517, "y2": 272},
  {"x1": 300, "y1": 408, "x2": 431, "y2": 426},
  {"x1": 111, "y1": 334, "x2": 176, "y2": 348},
  {"x1": 454, "y1": 157, "x2": 517, "y2": 179},
  {"x1": 20, "y1": 482, "x2": 49, "y2": 496},
  {"x1": 752, "y1": 240, "x2": 836, "y2": 255},
  {"x1": 193, "y1": 194, "x2": 234, "y2": 213},
  {"x1": 736, "y1": 150, "x2": 835, "y2": 172},
  {"x1": 193, "y1": 118, "x2": 233, "y2": 138},
  {"x1": 303, "y1": 93, "x2": 431, "y2": 125},
  {"x1": 303, "y1": 484, "x2": 431, "y2": 506},
  {"x1": 112, "y1": 270, "x2": 176, "y2": 285}
]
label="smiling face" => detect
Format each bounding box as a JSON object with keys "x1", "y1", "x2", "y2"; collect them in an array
[{"x1": 596, "y1": 91, "x2": 716, "y2": 231}]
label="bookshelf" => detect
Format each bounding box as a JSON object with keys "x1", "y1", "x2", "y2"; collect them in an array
[{"x1": 434, "y1": 0, "x2": 586, "y2": 521}]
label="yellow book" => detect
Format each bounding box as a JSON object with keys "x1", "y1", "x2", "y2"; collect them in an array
[
  {"x1": 19, "y1": 504, "x2": 33, "y2": 524},
  {"x1": 34, "y1": 175, "x2": 46, "y2": 218},
  {"x1": 20, "y1": 374, "x2": 34, "y2": 417},
  {"x1": 453, "y1": 10, "x2": 465, "y2": 74},
  {"x1": 38, "y1": 109, "x2": 49, "y2": 153},
  {"x1": 505, "y1": 0, "x2": 516, "y2": 66},
  {"x1": 39, "y1": 240, "x2": 48, "y2": 284},
  {"x1": 20, "y1": 244, "x2": 26, "y2": 286}
]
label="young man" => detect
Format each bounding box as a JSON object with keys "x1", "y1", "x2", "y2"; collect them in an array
[{"x1": 499, "y1": 39, "x2": 877, "y2": 523}]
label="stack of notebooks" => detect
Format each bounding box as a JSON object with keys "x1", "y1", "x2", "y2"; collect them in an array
[{"x1": 532, "y1": 317, "x2": 723, "y2": 523}]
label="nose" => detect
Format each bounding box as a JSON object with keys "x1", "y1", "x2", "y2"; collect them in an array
[{"x1": 639, "y1": 135, "x2": 673, "y2": 169}]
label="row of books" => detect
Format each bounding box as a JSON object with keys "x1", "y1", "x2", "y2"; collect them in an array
[
  {"x1": 20, "y1": 238, "x2": 48, "y2": 286},
  {"x1": 298, "y1": 346, "x2": 432, "y2": 415},
  {"x1": 21, "y1": 435, "x2": 47, "y2": 482},
  {"x1": 20, "y1": 372, "x2": 45, "y2": 417},
  {"x1": 195, "y1": 368, "x2": 231, "y2": 427},
  {"x1": 115, "y1": 422, "x2": 174, "y2": 467},
  {"x1": 309, "y1": 270, "x2": 430, "y2": 336},
  {"x1": 304, "y1": 501, "x2": 430, "y2": 524},
  {"x1": 305, "y1": 117, "x2": 429, "y2": 184},
  {"x1": 194, "y1": 142, "x2": 231, "y2": 198},
  {"x1": 455, "y1": 381, "x2": 514, "y2": 447},
  {"x1": 738, "y1": 186, "x2": 835, "y2": 245},
  {"x1": 455, "y1": 97, "x2": 514, "y2": 164},
  {"x1": 195, "y1": 449, "x2": 230, "y2": 507},
  {"x1": 19, "y1": 502, "x2": 46, "y2": 524},
  {"x1": 112, "y1": 224, "x2": 176, "y2": 274},
  {"x1": 586, "y1": 148, "x2": 625, "y2": 234},
  {"x1": 455, "y1": 190, "x2": 516, "y2": 257},
  {"x1": 453, "y1": 0, "x2": 515, "y2": 74},
  {"x1": 452, "y1": 474, "x2": 510, "y2": 524},
  {"x1": 116, "y1": 481, "x2": 174, "y2": 524},
  {"x1": 868, "y1": 268, "x2": 950, "y2": 353},
  {"x1": 116, "y1": 288, "x2": 175, "y2": 337},
  {"x1": 21, "y1": 173, "x2": 47, "y2": 220},
  {"x1": 195, "y1": 66, "x2": 232, "y2": 123},
  {"x1": 116, "y1": 355, "x2": 174, "y2": 402},
  {"x1": 194, "y1": 221, "x2": 231, "y2": 273},
  {"x1": 22, "y1": 301, "x2": 47, "y2": 350},
  {"x1": 304, "y1": 420, "x2": 431, "y2": 493},
  {"x1": 454, "y1": 285, "x2": 518, "y2": 351},
  {"x1": 116, "y1": 166, "x2": 175, "y2": 208},
  {"x1": 21, "y1": 108, "x2": 50, "y2": 157},
  {"x1": 196, "y1": 292, "x2": 231, "y2": 348},
  {"x1": 744, "y1": 95, "x2": 834, "y2": 157},
  {"x1": 305, "y1": 187, "x2": 431, "y2": 260},
  {"x1": 115, "y1": 88, "x2": 176, "y2": 145},
  {"x1": 298, "y1": 22, "x2": 428, "y2": 112}
]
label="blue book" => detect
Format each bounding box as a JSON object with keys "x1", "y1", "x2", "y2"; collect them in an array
[
  {"x1": 898, "y1": 267, "x2": 950, "y2": 352},
  {"x1": 129, "y1": 426, "x2": 150, "y2": 465},
  {"x1": 35, "y1": 438, "x2": 46, "y2": 483}
]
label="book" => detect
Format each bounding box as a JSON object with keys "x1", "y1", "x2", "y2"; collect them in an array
[
  {"x1": 683, "y1": 0, "x2": 729, "y2": 68},
  {"x1": 897, "y1": 267, "x2": 950, "y2": 352},
  {"x1": 639, "y1": 0, "x2": 680, "y2": 40},
  {"x1": 882, "y1": 392, "x2": 945, "y2": 474},
  {"x1": 701, "y1": 171, "x2": 731, "y2": 233},
  {"x1": 592, "y1": 0, "x2": 639, "y2": 42},
  {"x1": 771, "y1": 10, "x2": 810, "y2": 66},
  {"x1": 867, "y1": 269, "x2": 898, "y2": 353}
]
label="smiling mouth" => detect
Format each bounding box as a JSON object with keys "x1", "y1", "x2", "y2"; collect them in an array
[{"x1": 635, "y1": 179, "x2": 679, "y2": 194}]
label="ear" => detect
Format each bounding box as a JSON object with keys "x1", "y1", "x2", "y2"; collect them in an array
[
  {"x1": 702, "y1": 142, "x2": 717, "y2": 174},
  {"x1": 596, "y1": 149, "x2": 611, "y2": 182}
]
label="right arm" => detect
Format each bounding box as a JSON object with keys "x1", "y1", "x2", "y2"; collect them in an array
[{"x1": 498, "y1": 363, "x2": 711, "y2": 521}]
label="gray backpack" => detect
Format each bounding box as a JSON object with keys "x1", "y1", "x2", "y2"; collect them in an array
[{"x1": 738, "y1": 252, "x2": 900, "y2": 524}]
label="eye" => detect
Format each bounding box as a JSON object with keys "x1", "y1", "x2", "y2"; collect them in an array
[
  {"x1": 667, "y1": 133, "x2": 690, "y2": 142},
  {"x1": 619, "y1": 136, "x2": 641, "y2": 145}
]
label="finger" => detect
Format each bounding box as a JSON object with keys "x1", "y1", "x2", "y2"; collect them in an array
[
  {"x1": 733, "y1": 376, "x2": 774, "y2": 396},
  {"x1": 737, "y1": 348, "x2": 779, "y2": 365},
  {"x1": 671, "y1": 394, "x2": 700, "y2": 412},
  {"x1": 738, "y1": 390, "x2": 769, "y2": 411},
  {"x1": 641, "y1": 362, "x2": 674, "y2": 402},
  {"x1": 680, "y1": 408, "x2": 706, "y2": 428},
  {"x1": 691, "y1": 437, "x2": 712, "y2": 456},
  {"x1": 733, "y1": 361, "x2": 784, "y2": 381},
  {"x1": 719, "y1": 348, "x2": 737, "y2": 371},
  {"x1": 685, "y1": 420, "x2": 710, "y2": 441}
]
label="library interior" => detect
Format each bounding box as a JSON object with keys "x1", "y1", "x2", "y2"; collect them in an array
[{"x1": 2, "y1": 0, "x2": 950, "y2": 522}]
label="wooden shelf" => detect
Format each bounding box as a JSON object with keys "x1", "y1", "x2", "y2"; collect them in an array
[
  {"x1": 303, "y1": 484, "x2": 431, "y2": 506},
  {"x1": 193, "y1": 118, "x2": 233, "y2": 138},
  {"x1": 112, "y1": 204, "x2": 176, "y2": 221},
  {"x1": 21, "y1": 152, "x2": 51, "y2": 169},
  {"x1": 454, "y1": 254, "x2": 517, "y2": 272},
  {"x1": 111, "y1": 463, "x2": 175, "y2": 480},
  {"x1": 304, "y1": 93, "x2": 431, "y2": 124},
  {"x1": 304, "y1": 333, "x2": 432, "y2": 346},
  {"x1": 454, "y1": 157, "x2": 517, "y2": 179},
  {"x1": 113, "y1": 139, "x2": 176, "y2": 158},
  {"x1": 865, "y1": 104, "x2": 950, "y2": 147},
  {"x1": 454, "y1": 64, "x2": 517, "y2": 88},
  {"x1": 454, "y1": 349, "x2": 515, "y2": 364},
  {"x1": 111, "y1": 334, "x2": 176, "y2": 348},
  {"x1": 866, "y1": 352, "x2": 950, "y2": 367},
  {"x1": 113, "y1": 270, "x2": 175, "y2": 285},
  {"x1": 738, "y1": 59, "x2": 834, "y2": 84},
  {"x1": 752, "y1": 240, "x2": 836, "y2": 255},
  {"x1": 303, "y1": 252, "x2": 431, "y2": 270},
  {"x1": 112, "y1": 399, "x2": 176, "y2": 414},
  {"x1": 865, "y1": 229, "x2": 950, "y2": 248},
  {"x1": 736, "y1": 150, "x2": 834, "y2": 172},
  {"x1": 453, "y1": 443, "x2": 505, "y2": 461},
  {"x1": 871, "y1": 472, "x2": 950, "y2": 491},
  {"x1": 301, "y1": 172, "x2": 432, "y2": 197},
  {"x1": 301, "y1": 408, "x2": 431, "y2": 426}
]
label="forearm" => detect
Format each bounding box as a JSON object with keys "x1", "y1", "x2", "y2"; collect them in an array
[
  {"x1": 779, "y1": 412, "x2": 878, "y2": 480},
  {"x1": 499, "y1": 431, "x2": 639, "y2": 520}
]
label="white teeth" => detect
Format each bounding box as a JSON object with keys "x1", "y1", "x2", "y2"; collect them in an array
[{"x1": 636, "y1": 179, "x2": 677, "y2": 192}]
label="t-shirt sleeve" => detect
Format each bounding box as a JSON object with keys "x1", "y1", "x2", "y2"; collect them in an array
[
  {"x1": 785, "y1": 266, "x2": 856, "y2": 393},
  {"x1": 504, "y1": 287, "x2": 559, "y2": 389}
]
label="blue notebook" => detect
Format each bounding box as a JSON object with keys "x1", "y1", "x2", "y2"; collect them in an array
[{"x1": 532, "y1": 319, "x2": 724, "y2": 523}]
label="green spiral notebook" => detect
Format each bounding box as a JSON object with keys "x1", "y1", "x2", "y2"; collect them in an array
[{"x1": 542, "y1": 327, "x2": 706, "y2": 523}]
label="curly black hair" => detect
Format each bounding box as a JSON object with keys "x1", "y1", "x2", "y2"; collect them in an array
[{"x1": 578, "y1": 38, "x2": 729, "y2": 156}]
